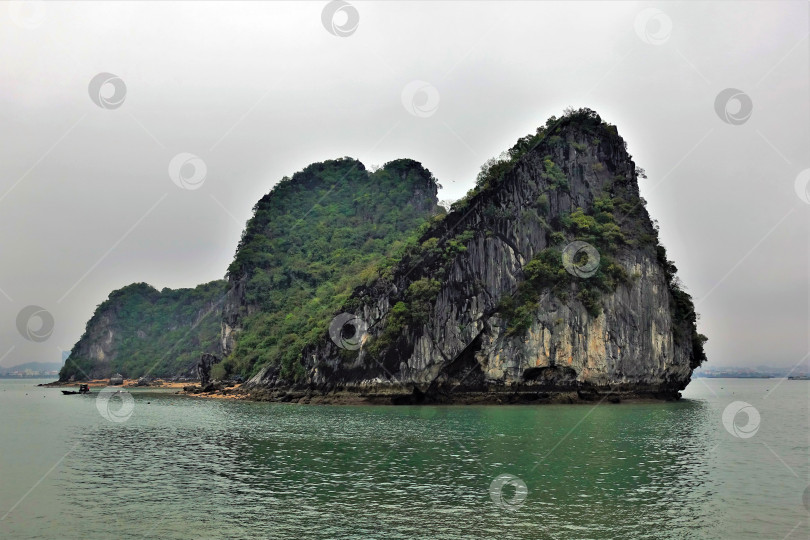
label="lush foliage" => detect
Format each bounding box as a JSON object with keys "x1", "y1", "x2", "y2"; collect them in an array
[
  {"x1": 218, "y1": 157, "x2": 440, "y2": 380},
  {"x1": 60, "y1": 280, "x2": 227, "y2": 380}
]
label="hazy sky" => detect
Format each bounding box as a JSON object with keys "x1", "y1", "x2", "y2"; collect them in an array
[{"x1": 1, "y1": 1, "x2": 808, "y2": 369}]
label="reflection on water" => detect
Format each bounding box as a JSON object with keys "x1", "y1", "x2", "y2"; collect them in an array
[{"x1": 0, "y1": 379, "x2": 807, "y2": 539}]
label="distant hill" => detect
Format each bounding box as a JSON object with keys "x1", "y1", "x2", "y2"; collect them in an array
[
  {"x1": 60, "y1": 280, "x2": 227, "y2": 381},
  {"x1": 0, "y1": 362, "x2": 62, "y2": 374},
  {"x1": 694, "y1": 365, "x2": 806, "y2": 378}
]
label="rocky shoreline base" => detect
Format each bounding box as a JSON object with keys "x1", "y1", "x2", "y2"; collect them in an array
[
  {"x1": 42, "y1": 379, "x2": 683, "y2": 405},
  {"x1": 182, "y1": 382, "x2": 684, "y2": 405}
]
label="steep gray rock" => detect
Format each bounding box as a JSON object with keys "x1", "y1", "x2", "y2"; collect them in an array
[
  {"x1": 248, "y1": 109, "x2": 706, "y2": 403},
  {"x1": 197, "y1": 353, "x2": 221, "y2": 387}
]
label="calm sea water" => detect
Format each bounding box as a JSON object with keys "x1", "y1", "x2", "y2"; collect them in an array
[{"x1": 0, "y1": 377, "x2": 807, "y2": 539}]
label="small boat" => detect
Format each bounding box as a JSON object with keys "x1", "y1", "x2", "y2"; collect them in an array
[{"x1": 62, "y1": 384, "x2": 91, "y2": 395}]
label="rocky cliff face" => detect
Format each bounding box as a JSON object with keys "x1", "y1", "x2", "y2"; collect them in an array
[{"x1": 248, "y1": 109, "x2": 706, "y2": 403}]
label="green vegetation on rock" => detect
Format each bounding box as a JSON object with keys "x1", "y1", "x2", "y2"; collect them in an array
[
  {"x1": 357, "y1": 109, "x2": 634, "y2": 358},
  {"x1": 481, "y1": 108, "x2": 706, "y2": 367},
  {"x1": 62, "y1": 107, "x2": 706, "y2": 386},
  {"x1": 497, "y1": 193, "x2": 632, "y2": 334},
  {"x1": 60, "y1": 280, "x2": 227, "y2": 381},
  {"x1": 218, "y1": 157, "x2": 441, "y2": 380}
]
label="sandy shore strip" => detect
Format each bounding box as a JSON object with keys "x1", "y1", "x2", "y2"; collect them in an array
[
  {"x1": 42, "y1": 378, "x2": 249, "y2": 400},
  {"x1": 185, "y1": 388, "x2": 248, "y2": 400},
  {"x1": 41, "y1": 378, "x2": 193, "y2": 389}
]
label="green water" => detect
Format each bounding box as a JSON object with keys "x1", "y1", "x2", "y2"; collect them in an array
[{"x1": 0, "y1": 378, "x2": 807, "y2": 539}]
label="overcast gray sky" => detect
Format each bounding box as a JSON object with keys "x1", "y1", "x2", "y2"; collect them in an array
[{"x1": 1, "y1": 1, "x2": 808, "y2": 370}]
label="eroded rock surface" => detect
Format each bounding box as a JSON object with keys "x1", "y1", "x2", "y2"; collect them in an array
[{"x1": 247, "y1": 111, "x2": 706, "y2": 403}]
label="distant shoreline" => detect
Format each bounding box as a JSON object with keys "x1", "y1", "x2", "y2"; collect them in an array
[
  {"x1": 695, "y1": 375, "x2": 810, "y2": 379},
  {"x1": 694, "y1": 375, "x2": 776, "y2": 379},
  {"x1": 0, "y1": 375, "x2": 59, "y2": 380}
]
